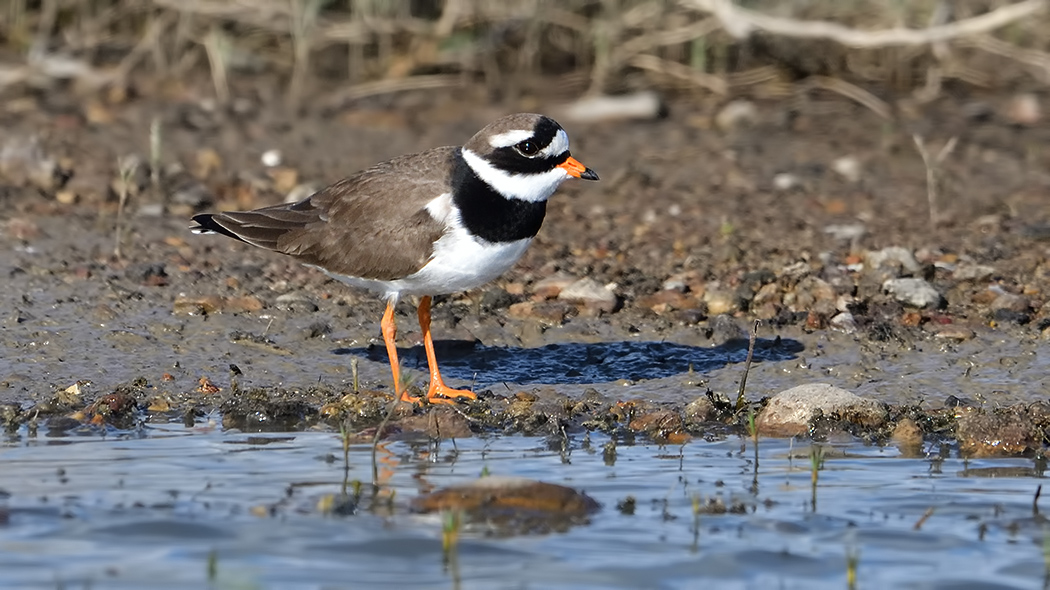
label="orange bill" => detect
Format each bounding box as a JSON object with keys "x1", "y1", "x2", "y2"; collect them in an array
[{"x1": 557, "y1": 156, "x2": 599, "y2": 181}]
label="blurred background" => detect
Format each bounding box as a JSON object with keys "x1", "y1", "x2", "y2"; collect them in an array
[{"x1": 2, "y1": 0, "x2": 1048, "y2": 114}]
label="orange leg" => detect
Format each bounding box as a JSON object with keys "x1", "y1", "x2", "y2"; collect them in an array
[
  {"x1": 418, "y1": 296, "x2": 476, "y2": 404},
  {"x1": 381, "y1": 300, "x2": 419, "y2": 403}
]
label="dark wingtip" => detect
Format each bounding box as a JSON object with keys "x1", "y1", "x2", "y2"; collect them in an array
[
  {"x1": 189, "y1": 212, "x2": 244, "y2": 242},
  {"x1": 581, "y1": 168, "x2": 599, "y2": 181},
  {"x1": 189, "y1": 213, "x2": 216, "y2": 233}
]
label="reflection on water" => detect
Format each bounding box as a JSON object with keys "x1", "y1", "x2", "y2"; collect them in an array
[{"x1": 0, "y1": 424, "x2": 1047, "y2": 590}]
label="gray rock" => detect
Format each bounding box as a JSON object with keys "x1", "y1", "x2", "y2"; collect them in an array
[
  {"x1": 684, "y1": 395, "x2": 717, "y2": 423},
  {"x1": 756, "y1": 383, "x2": 888, "y2": 437},
  {"x1": 829, "y1": 311, "x2": 857, "y2": 333},
  {"x1": 866, "y1": 246, "x2": 921, "y2": 274},
  {"x1": 951, "y1": 263, "x2": 995, "y2": 281},
  {"x1": 883, "y1": 277, "x2": 943, "y2": 308}
]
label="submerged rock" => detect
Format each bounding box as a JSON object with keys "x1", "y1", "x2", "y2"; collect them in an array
[
  {"x1": 412, "y1": 476, "x2": 600, "y2": 535},
  {"x1": 756, "y1": 383, "x2": 888, "y2": 437}
]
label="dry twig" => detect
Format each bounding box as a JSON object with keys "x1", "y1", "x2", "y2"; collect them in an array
[
  {"x1": 686, "y1": 0, "x2": 1047, "y2": 48},
  {"x1": 912, "y1": 134, "x2": 959, "y2": 228}
]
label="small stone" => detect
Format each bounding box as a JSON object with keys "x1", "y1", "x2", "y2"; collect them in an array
[
  {"x1": 829, "y1": 311, "x2": 857, "y2": 333},
  {"x1": 832, "y1": 156, "x2": 861, "y2": 183},
  {"x1": 715, "y1": 100, "x2": 758, "y2": 131},
  {"x1": 789, "y1": 276, "x2": 836, "y2": 315},
  {"x1": 558, "y1": 278, "x2": 617, "y2": 313},
  {"x1": 823, "y1": 223, "x2": 866, "y2": 242},
  {"x1": 989, "y1": 288, "x2": 1030, "y2": 314},
  {"x1": 773, "y1": 173, "x2": 800, "y2": 191},
  {"x1": 224, "y1": 296, "x2": 265, "y2": 313},
  {"x1": 756, "y1": 383, "x2": 888, "y2": 437},
  {"x1": 261, "y1": 149, "x2": 282, "y2": 167},
  {"x1": 637, "y1": 290, "x2": 699, "y2": 313},
  {"x1": 173, "y1": 295, "x2": 224, "y2": 315},
  {"x1": 284, "y1": 183, "x2": 317, "y2": 204},
  {"x1": 952, "y1": 263, "x2": 995, "y2": 281},
  {"x1": 891, "y1": 418, "x2": 923, "y2": 449},
  {"x1": 752, "y1": 282, "x2": 781, "y2": 307},
  {"x1": 702, "y1": 287, "x2": 739, "y2": 316},
  {"x1": 883, "y1": 278, "x2": 943, "y2": 309},
  {"x1": 507, "y1": 301, "x2": 572, "y2": 324},
  {"x1": 268, "y1": 166, "x2": 299, "y2": 194},
  {"x1": 628, "y1": 409, "x2": 683, "y2": 435},
  {"x1": 956, "y1": 410, "x2": 1040, "y2": 457},
  {"x1": 928, "y1": 324, "x2": 976, "y2": 341},
  {"x1": 684, "y1": 395, "x2": 717, "y2": 423},
  {"x1": 866, "y1": 246, "x2": 921, "y2": 274},
  {"x1": 396, "y1": 406, "x2": 473, "y2": 439},
  {"x1": 532, "y1": 273, "x2": 578, "y2": 300},
  {"x1": 1006, "y1": 93, "x2": 1041, "y2": 126},
  {"x1": 275, "y1": 292, "x2": 318, "y2": 313}
]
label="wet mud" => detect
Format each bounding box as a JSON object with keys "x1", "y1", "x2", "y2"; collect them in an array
[{"x1": 2, "y1": 83, "x2": 1050, "y2": 455}]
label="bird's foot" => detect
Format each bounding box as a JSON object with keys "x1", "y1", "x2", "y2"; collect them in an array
[{"x1": 426, "y1": 382, "x2": 476, "y2": 404}]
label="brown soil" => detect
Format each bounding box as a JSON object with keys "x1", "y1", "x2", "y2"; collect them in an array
[{"x1": 2, "y1": 78, "x2": 1050, "y2": 454}]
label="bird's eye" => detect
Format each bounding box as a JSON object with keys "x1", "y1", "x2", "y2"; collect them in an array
[{"x1": 515, "y1": 140, "x2": 540, "y2": 156}]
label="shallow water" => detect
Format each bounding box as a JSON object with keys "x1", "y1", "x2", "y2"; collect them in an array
[{"x1": 2, "y1": 423, "x2": 1048, "y2": 590}]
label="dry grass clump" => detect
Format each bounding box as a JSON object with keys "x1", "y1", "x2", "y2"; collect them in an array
[{"x1": 1, "y1": 0, "x2": 1048, "y2": 106}]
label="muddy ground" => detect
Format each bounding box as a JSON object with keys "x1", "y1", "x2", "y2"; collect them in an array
[{"x1": 2, "y1": 78, "x2": 1050, "y2": 453}]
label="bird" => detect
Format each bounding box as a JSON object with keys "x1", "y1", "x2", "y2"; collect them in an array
[{"x1": 190, "y1": 113, "x2": 598, "y2": 405}]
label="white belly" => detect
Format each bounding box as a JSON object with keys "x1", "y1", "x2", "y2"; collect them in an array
[{"x1": 322, "y1": 231, "x2": 532, "y2": 299}]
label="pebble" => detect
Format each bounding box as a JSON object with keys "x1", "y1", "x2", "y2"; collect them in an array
[
  {"x1": 987, "y1": 286, "x2": 1030, "y2": 313},
  {"x1": 1005, "y1": 93, "x2": 1041, "y2": 126},
  {"x1": 683, "y1": 395, "x2": 717, "y2": 423},
  {"x1": 557, "y1": 278, "x2": 617, "y2": 313},
  {"x1": 756, "y1": 383, "x2": 888, "y2": 437},
  {"x1": 829, "y1": 311, "x2": 857, "y2": 333},
  {"x1": 952, "y1": 263, "x2": 995, "y2": 281},
  {"x1": 532, "y1": 273, "x2": 578, "y2": 300},
  {"x1": 927, "y1": 324, "x2": 976, "y2": 341},
  {"x1": 788, "y1": 276, "x2": 836, "y2": 315},
  {"x1": 866, "y1": 246, "x2": 921, "y2": 274},
  {"x1": 883, "y1": 277, "x2": 943, "y2": 309},
  {"x1": 275, "y1": 292, "x2": 318, "y2": 313},
  {"x1": 715, "y1": 100, "x2": 758, "y2": 131},
  {"x1": 702, "y1": 287, "x2": 739, "y2": 315},
  {"x1": 396, "y1": 406, "x2": 472, "y2": 439},
  {"x1": 891, "y1": 418, "x2": 923, "y2": 452},
  {"x1": 772, "y1": 173, "x2": 800, "y2": 191},
  {"x1": 261, "y1": 149, "x2": 282, "y2": 167},
  {"x1": 823, "y1": 223, "x2": 866, "y2": 242},
  {"x1": 507, "y1": 301, "x2": 572, "y2": 324},
  {"x1": 956, "y1": 409, "x2": 1040, "y2": 457},
  {"x1": 832, "y1": 155, "x2": 861, "y2": 183}
]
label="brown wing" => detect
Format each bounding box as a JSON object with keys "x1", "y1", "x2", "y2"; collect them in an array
[{"x1": 192, "y1": 147, "x2": 456, "y2": 281}]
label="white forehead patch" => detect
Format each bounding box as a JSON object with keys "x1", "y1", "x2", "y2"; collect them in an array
[
  {"x1": 488, "y1": 129, "x2": 534, "y2": 149},
  {"x1": 538, "y1": 129, "x2": 569, "y2": 158}
]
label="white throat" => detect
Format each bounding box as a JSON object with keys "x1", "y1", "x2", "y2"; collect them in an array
[{"x1": 461, "y1": 148, "x2": 571, "y2": 203}]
